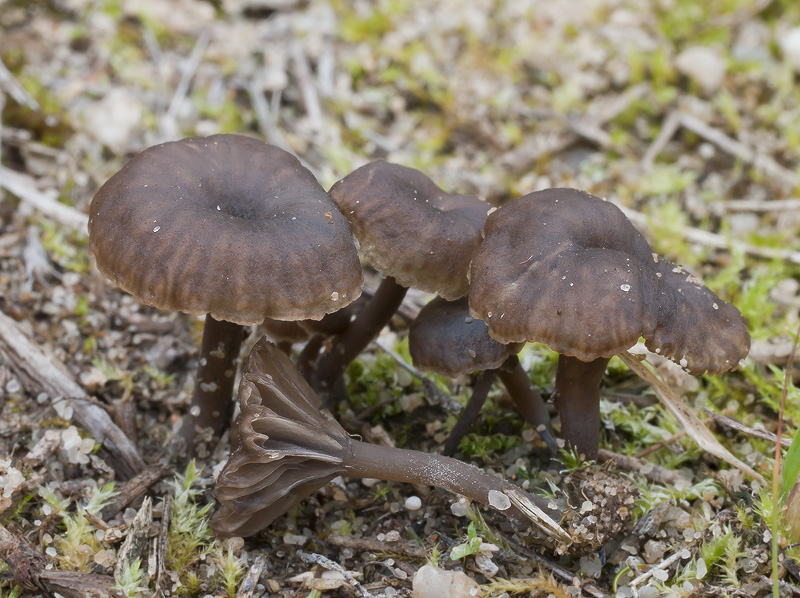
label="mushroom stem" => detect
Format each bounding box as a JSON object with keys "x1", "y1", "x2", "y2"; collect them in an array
[
  {"x1": 443, "y1": 370, "x2": 497, "y2": 456},
  {"x1": 296, "y1": 334, "x2": 324, "y2": 379},
  {"x1": 181, "y1": 315, "x2": 245, "y2": 453},
  {"x1": 497, "y1": 356, "x2": 560, "y2": 456},
  {"x1": 344, "y1": 437, "x2": 558, "y2": 523},
  {"x1": 313, "y1": 276, "x2": 407, "y2": 392},
  {"x1": 552, "y1": 355, "x2": 610, "y2": 461}
]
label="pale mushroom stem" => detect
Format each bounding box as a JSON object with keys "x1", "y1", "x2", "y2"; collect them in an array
[
  {"x1": 496, "y1": 355, "x2": 560, "y2": 456},
  {"x1": 443, "y1": 370, "x2": 497, "y2": 456},
  {"x1": 180, "y1": 315, "x2": 245, "y2": 453},
  {"x1": 313, "y1": 276, "x2": 407, "y2": 392},
  {"x1": 552, "y1": 355, "x2": 610, "y2": 461},
  {"x1": 344, "y1": 437, "x2": 559, "y2": 522}
]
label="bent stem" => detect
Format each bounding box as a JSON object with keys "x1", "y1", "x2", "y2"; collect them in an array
[
  {"x1": 313, "y1": 276, "x2": 407, "y2": 392},
  {"x1": 180, "y1": 315, "x2": 245, "y2": 455},
  {"x1": 552, "y1": 355, "x2": 610, "y2": 461},
  {"x1": 497, "y1": 355, "x2": 559, "y2": 455},
  {"x1": 345, "y1": 437, "x2": 561, "y2": 530},
  {"x1": 443, "y1": 370, "x2": 497, "y2": 456}
]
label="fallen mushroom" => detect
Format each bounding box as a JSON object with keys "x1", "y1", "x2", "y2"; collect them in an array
[
  {"x1": 212, "y1": 337, "x2": 567, "y2": 543},
  {"x1": 408, "y1": 296, "x2": 558, "y2": 456},
  {"x1": 312, "y1": 161, "x2": 489, "y2": 394},
  {"x1": 468, "y1": 188, "x2": 750, "y2": 459},
  {"x1": 88, "y1": 134, "x2": 363, "y2": 456}
]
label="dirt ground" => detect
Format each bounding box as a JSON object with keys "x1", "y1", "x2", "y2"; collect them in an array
[{"x1": 2, "y1": 0, "x2": 800, "y2": 596}]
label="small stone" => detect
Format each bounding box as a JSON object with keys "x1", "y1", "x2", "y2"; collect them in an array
[
  {"x1": 405, "y1": 496, "x2": 422, "y2": 511},
  {"x1": 283, "y1": 532, "x2": 307, "y2": 546},
  {"x1": 779, "y1": 27, "x2": 800, "y2": 71},
  {"x1": 696, "y1": 557, "x2": 708, "y2": 579},
  {"x1": 643, "y1": 540, "x2": 666, "y2": 564},
  {"x1": 450, "y1": 499, "x2": 470, "y2": 517},
  {"x1": 579, "y1": 553, "x2": 603, "y2": 579},
  {"x1": 674, "y1": 46, "x2": 726, "y2": 94},
  {"x1": 85, "y1": 88, "x2": 143, "y2": 154},
  {"x1": 487, "y1": 490, "x2": 511, "y2": 511},
  {"x1": 412, "y1": 565, "x2": 482, "y2": 598},
  {"x1": 638, "y1": 586, "x2": 661, "y2": 598}
]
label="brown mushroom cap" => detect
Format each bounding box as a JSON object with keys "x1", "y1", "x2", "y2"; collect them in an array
[
  {"x1": 409, "y1": 297, "x2": 522, "y2": 378},
  {"x1": 468, "y1": 188, "x2": 750, "y2": 375},
  {"x1": 89, "y1": 134, "x2": 363, "y2": 325},
  {"x1": 329, "y1": 161, "x2": 489, "y2": 300}
]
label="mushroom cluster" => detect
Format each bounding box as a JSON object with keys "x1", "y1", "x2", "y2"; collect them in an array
[
  {"x1": 89, "y1": 136, "x2": 750, "y2": 541},
  {"x1": 468, "y1": 188, "x2": 751, "y2": 458}
]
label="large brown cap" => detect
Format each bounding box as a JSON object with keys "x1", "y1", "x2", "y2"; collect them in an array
[
  {"x1": 89, "y1": 134, "x2": 363, "y2": 325},
  {"x1": 468, "y1": 189, "x2": 750, "y2": 376},
  {"x1": 409, "y1": 297, "x2": 521, "y2": 377},
  {"x1": 212, "y1": 338, "x2": 351, "y2": 537},
  {"x1": 329, "y1": 161, "x2": 490, "y2": 300}
]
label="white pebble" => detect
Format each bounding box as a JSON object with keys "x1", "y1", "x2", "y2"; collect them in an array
[{"x1": 405, "y1": 496, "x2": 422, "y2": 511}]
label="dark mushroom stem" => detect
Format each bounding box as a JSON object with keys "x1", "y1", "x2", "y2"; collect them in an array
[
  {"x1": 443, "y1": 357, "x2": 559, "y2": 457},
  {"x1": 496, "y1": 355, "x2": 560, "y2": 455},
  {"x1": 180, "y1": 315, "x2": 246, "y2": 452},
  {"x1": 443, "y1": 370, "x2": 497, "y2": 456},
  {"x1": 313, "y1": 276, "x2": 407, "y2": 393},
  {"x1": 552, "y1": 355, "x2": 610, "y2": 461},
  {"x1": 343, "y1": 436, "x2": 558, "y2": 524}
]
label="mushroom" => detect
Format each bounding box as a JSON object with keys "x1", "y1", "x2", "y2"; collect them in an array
[
  {"x1": 212, "y1": 337, "x2": 567, "y2": 542},
  {"x1": 468, "y1": 188, "x2": 750, "y2": 460},
  {"x1": 313, "y1": 161, "x2": 489, "y2": 393},
  {"x1": 409, "y1": 296, "x2": 558, "y2": 456},
  {"x1": 88, "y1": 134, "x2": 363, "y2": 455}
]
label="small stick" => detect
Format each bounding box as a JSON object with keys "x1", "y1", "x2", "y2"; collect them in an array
[
  {"x1": 597, "y1": 448, "x2": 679, "y2": 485},
  {"x1": 704, "y1": 409, "x2": 792, "y2": 448},
  {"x1": 161, "y1": 31, "x2": 209, "y2": 138},
  {"x1": 616, "y1": 202, "x2": 800, "y2": 265},
  {"x1": 290, "y1": 41, "x2": 323, "y2": 131},
  {"x1": 114, "y1": 497, "x2": 152, "y2": 584},
  {"x1": 0, "y1": 58, "x2": 39, "y2": 109},
  {"x1": 634, "y1": 417, "x2": 715, "y2": 458},
  {"x1": 630, "y1": 546, "x2": 694, "y2": 595},
  {"x1": 300, "y1": 552, "x2": 373, "y2": 598},
  {"x1": 713, "y1": 198, "x2": 800, "y2": 213},
  {"x1": 0, "y1": 522, "x2": 123, "y2": 596},
  {"x1": 325, "y1": 534, "x2": 428, "y2": 560},
  {"x1": 236, "y1": 555, "x2": 268, "y2": 598},
  {"x1": 642, "y1": 110, "x2": 682, "y2": 169},
  {"x1": 678, "y1": 112, "x2": 798, "y2": 190},
  {"x1": 0, "y1": 166, "x2": 89, "y2": 234},
  {"x1": 101, "y1": 465, "x2": 171, "y2": 520}
]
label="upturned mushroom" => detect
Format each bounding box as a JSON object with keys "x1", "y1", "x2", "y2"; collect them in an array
[
  {"x1": 212, "y1": 338, "x2": 567, "y2": 542},
  {"x1": 311, "y1": 161, "x2": 490, "y2": 393},
  {"x1": 409, "y1": 296, "x2": 558, "y2": 456},
  {"x1": 88, "y1": 134, "x2": 363, "y2": 455},
  {"x1": 468, "y1": 188, "x2": 750, "y2": 459}
]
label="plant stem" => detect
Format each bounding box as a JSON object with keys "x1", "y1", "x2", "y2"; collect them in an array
[{"x1": 773, "y1": 323, "x2": 800, "y2": 598}]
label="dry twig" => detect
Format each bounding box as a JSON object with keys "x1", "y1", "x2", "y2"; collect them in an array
[
  {"x1": 0, "y1": 166, "x2": 89, "y2": 234},
  {"x1": 0, "y1": 308, "x2": 145, "y2": 479},
  {"x1": 597, "y1": 448, "x2": 679, "y2": 485}
]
